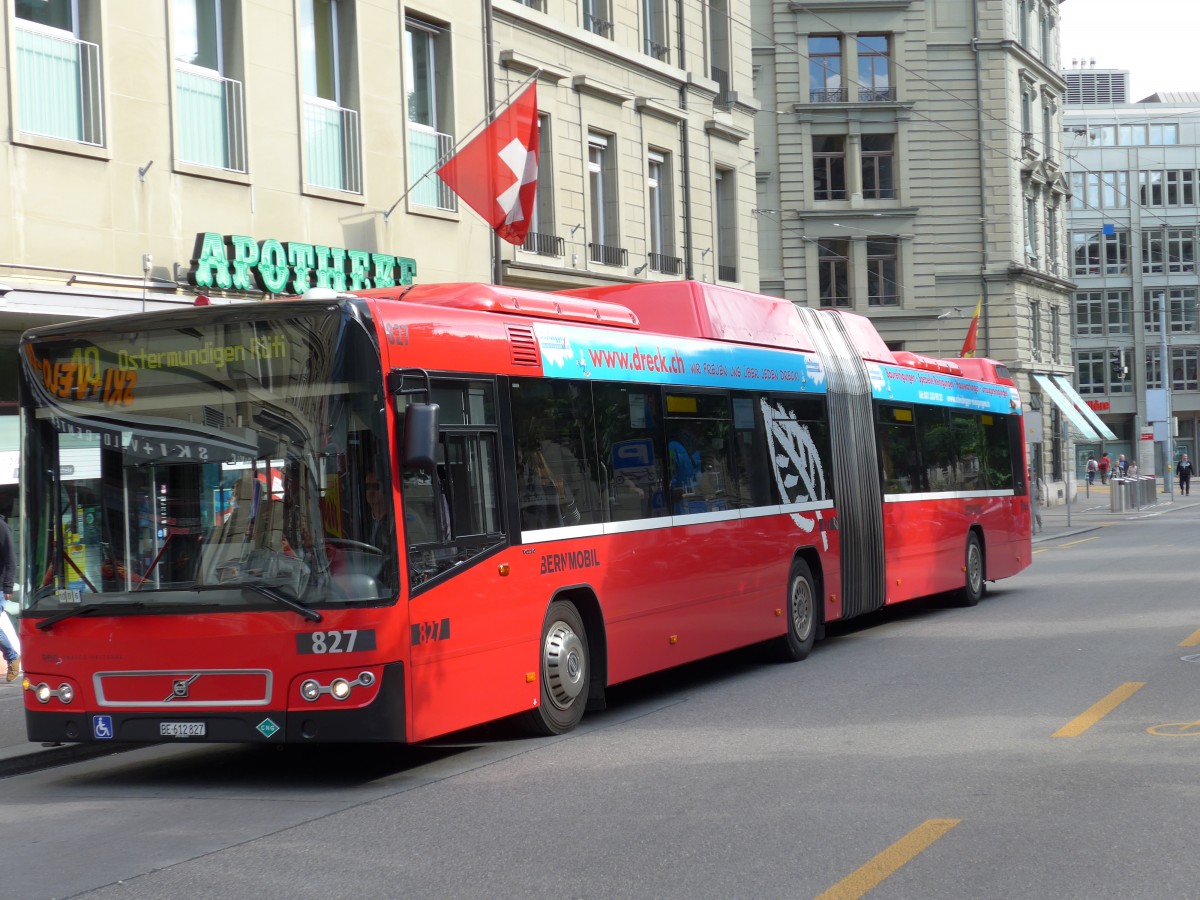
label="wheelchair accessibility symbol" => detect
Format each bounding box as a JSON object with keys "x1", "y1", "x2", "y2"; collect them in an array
[{"x1": 93, "y1": 715, "x2": 114, "y2": 740}]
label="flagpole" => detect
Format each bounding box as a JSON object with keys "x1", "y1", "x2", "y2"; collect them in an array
[{"x1": 382, "y1": 69, "x2": 542, "y2": 224}]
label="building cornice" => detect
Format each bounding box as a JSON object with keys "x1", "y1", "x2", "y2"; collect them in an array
[
  {"x1": 788, "y1": 0, "x2": 913, "y2": 11},
  {"x1": 499, "y1": 50, "x2": 571, "y2": 83}
]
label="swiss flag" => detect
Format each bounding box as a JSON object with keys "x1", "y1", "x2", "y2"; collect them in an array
[
  {"x1": 960, "y1": 298, "x2": 982, "y2": 358},
  {"x1": 437, "y1": 84, "x2": 539, "y2": 246}
]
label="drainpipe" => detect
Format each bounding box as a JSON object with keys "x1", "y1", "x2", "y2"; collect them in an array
[
  {"x1": 484, "y1": 0, "x2": 502, "y2": 285},
  {"x1": 677, "y1": 0, "x2": 694, "y2": 279},
  {"x1": 971, "y1": 2, "x2": 991, "y2": 357}
]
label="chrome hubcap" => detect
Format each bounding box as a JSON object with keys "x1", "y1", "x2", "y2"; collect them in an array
[
  {"x1": 968, "y1": 543, "x2": 982, "y2": 592},
  {"x1": 543, "y1": 620, "x2": 586, "y2": 710},
  {"x1": 791, "y1": 576, "x2": 813, "y2": 640}
]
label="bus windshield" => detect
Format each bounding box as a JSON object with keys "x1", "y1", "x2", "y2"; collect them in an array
[{"x1": 20, "y1": 303, "x2": 397, "y2": 616}]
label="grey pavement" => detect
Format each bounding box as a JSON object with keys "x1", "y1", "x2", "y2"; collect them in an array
[{"x1": 0, "y1": 480, "x2": 1190, "y2": 777}]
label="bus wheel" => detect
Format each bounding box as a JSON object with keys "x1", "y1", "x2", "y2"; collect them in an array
[
  {"x1": 958, "y1": 533, "x2": 985, "y2": 607},
  {"x1": 777, "y1": 559, "x2": 817, "y2": 662},
  {"x1": 522, "y1": 600, "x2": 590, "y2": 736}
]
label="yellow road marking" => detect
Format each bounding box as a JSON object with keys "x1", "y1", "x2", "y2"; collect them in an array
[
  {"x1": 1056, "y1": 536, "x2": 1100, "y2": 548},
  {"x1": 1179, "y1": 628, "x2": 1200, "y2": 647},
  {"x1": 1148, "y1": 720, "x2": 1200, "y2": 736},
  {"x1": 815, "y1": 818, "x2": 961, "y2": 900},
  {"x1": 1052, "y1": 682, "x2": 1146, "y2": 738}
]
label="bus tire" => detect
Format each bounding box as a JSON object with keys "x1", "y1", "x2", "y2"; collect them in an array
[
  {"x1": 777, "y1": 559, "x2": 818, "y2": 662},
  {"x1": 522, "y1": 600, "x2": 590, "y2": 736},
  {"x1": 957, "y1": 533, "x2": 985, "y2": 607}
]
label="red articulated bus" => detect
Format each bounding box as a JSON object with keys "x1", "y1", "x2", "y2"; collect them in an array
[{"x1": 17, "y1": 281, "x2": 1030, "y2": 744}]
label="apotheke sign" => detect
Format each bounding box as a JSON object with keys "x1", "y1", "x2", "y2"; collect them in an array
[{"x1": 188, "y1": 232, "x2": 417, "y2": 297}]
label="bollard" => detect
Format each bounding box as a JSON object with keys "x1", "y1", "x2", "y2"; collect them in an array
[{"x1": 1110, "y1": 478, "x2": 1126, "y2": 512}]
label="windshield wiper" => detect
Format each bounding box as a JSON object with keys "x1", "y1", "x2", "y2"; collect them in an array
[
  {"x1": 36, "y1": 602, "x2": 148, "y2": 632},
  {"x1": 193, "y1": 582, "x2": 322, "y2": 623}
]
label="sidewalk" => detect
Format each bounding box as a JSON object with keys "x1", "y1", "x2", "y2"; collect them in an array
[{"x1": 1033, "y1": 477, "x2": 1193, "y2": 543}]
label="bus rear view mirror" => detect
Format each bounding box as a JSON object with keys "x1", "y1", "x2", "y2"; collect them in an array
[{"x1": 403, "y1": 402, "x2": 440, "y2": 470}]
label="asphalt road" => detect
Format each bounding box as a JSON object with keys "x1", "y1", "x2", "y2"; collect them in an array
[{"x1": 4, "y1": 505, "x2": 1200, "y2": 900}]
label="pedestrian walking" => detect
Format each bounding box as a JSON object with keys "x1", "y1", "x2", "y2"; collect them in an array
[
  {"x1": 0, "y1": 514, "x2": 18, "y2": 682},
  {"x1": 1177, "y1": 453, "x2": 1193, "y2": 496},
  {"x1": 1117, "y1": 454, "x2": 1129, "y2": 478},
  {"x1": 1098, "y1": 452, "x2": 1111, "y2": 484},
  {"x1": 1086, "y1": 453, "x2": 1098, "y2": 486}
]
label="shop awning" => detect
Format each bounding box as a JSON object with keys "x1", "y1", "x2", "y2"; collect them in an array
[{"x1": 1031, "y1": 374, "x2": 1118, "y2": 442}]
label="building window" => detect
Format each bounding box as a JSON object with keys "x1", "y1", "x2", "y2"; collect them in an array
[
  {"x1": 1047, "y1": 203, "x2": 1060, "y2": 271},
  {"x1": 588, "y1": 132, "x2": 624, "y2": 266},
  {"x1": 1168, "y1": 288, "x2": 1199, "y2": 333},
  {"x1": 405, "y1": 18, "x2": 455, "y2": 210},
  {"x1": 812, "y1": 136, "x2": 846, "y2": 201},
  {"x1": 1076, "y1": 350, "x2": 1106, "y2": 395},
  {"x1": 708, "y1": 0, "x2": 731, "y2": 101},
  {"x1": 1146, "y1": 348, "x2": 1162, "y2": 390},
  {"x1": 866, "y1": 239, "x2": 898, "y2": 306},
  {"x1": 1031, "y1": 300, "x2": 1042, "y2": 359},
  {"x1": 1138, "y1": 170, "x2": 1195, "y2": 207},
  {"x1": 1025, "y1": 196, "x2": 1038, "y2": 262},
  {"x1": 643, "y1": 0, "x2": 669, "y2": 60},
  {"x1": 1143, "y1": 228, "x2": 1164, "y2": 274},
  {"x1": 584, "y1": 0, "x2": 613, "y2": 38},
  {"x1": 861, "y1": 135, "x2": 894, "y2": 199},
  {"x1": 1074, "y1": 290, "x2": 1132, "y2": 336},
  {"x1": 1172, "y1": 348, "x2": 1200, "y2": 391},
  {"x1": 1072, "y1": 230, "x2": 1129, "y2": 276},
  {"x1": 1075, "y1": 170, "x2": 1128, "y2": 210},
  {"x1": 715, "y1": 167, "x2": 738, "y2": 281},
  {"x1": 1074, "y1": 292, "x2": 1103, "y2": 336},
  {"x1": 1106, "y1": 290, "x2": 1131, "y2": 335},
  {"x1": 1051, "y1": 306, "x2": 1061, "y2": 361},
  {"x1": 1150, "y1": 123, "x2": 1179, "y2": 145},
  {"x1": 1167, "y1": 228, "x2": 1196, "y2": 274},
  {"x1": 300, "y1": 0, "x2": 361, "y2": 193},
  {"x1": 1145, "y1": 290, "x2": 1165, "y2": 335},
  {"x1": 857, "y1": 35, "x2": 891, "y2": 101},
  {"x1": 523, "y1": 114, "x2": 560, "y2": 257},
  {"x1": 818, "y1": 240, "x2": 849, "y2": 307},
  {"x1": 173, "y1": 0, "x2": 246, "y2": 173},
  {"x1": 1017, "y1": 0, "x2": 1030, "y2": 44},
  {"x1": 14, "y1": 0, "x2": 104, "y2": 146},
  {"x1": 808, "y1": 36, "x2": 842, "y2": 102},
  {"x1": 647, "y1": 150, "x2": 679, "y2": 273}
]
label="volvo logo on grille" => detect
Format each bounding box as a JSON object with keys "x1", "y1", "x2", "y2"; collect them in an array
[{"x1": 165, "y1": 674, "x2": 201, "y2": 702}]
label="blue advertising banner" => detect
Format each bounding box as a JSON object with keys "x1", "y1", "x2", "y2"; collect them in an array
[
  {"x1": 866, "y1": 362, "x2": 1020, "y2": 415},
  {"x1": 534, "y1": 323, "x2": 826, "y2": 394}
]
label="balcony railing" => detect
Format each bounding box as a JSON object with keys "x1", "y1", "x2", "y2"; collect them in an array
[
  {"x1": 589, "y1": 243, "x2": 628, "y2": 267},
  {"x1": 176, "y1": 65, "x2": 246, "y2": 172},
  {"x1": 585, "y1": 14, "x2": 613, "y2": 38},
  {"x1": 868, "y1": 293, "x2": 900, "y2": 307},
  {"x1": 408, "y1": 123, "x2": 457, "y2": 211},
  {"x1": 15, "y1": 23, "x2": 104, "y2": 146},
  {"x1": 809, "y1": 88, "x2": 847, "y2": 103},
  {"x1": 858, "y1": 86, "x2": 896, "y2": 101},
  {"x1": 819, "y1": 296, "x2": 851, "y2": 308},
  {"x1": 649, "y1": 252, "x2": 681, "y2": 275},
  {"x1": 645, "y1": 39, "x2": 670, "y2": 62},
  {"x1": 523, "y1": 231, "x2": 565, "y2": 257},
  {"x1": 1021, "y1": 132, "x2": 1038, "y2": 156},
  {"x1": 718, "y1": 264, "x2": 738, "y2": 282},
  {"x1": 303, "y1": 98, "x2": 362, "y2": 193}
]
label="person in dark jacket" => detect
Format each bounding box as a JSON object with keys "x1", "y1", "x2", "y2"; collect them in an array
[
  {"x1": 1177, "y1": 454, "x2": 1193, "y2": 496},
  {"x1": 0, "y1": 514, "x2": 19, "y2": 682}
]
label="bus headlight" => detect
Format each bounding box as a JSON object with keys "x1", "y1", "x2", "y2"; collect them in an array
[
  {"x1": 329, "y1": 678, "x2": 352, "y2": 701},
  {"x1": 57, "y1": 683, "x2": 74, "y2": 704},
  {"x1": 34, "y1": 683, "x2": 52, "y2": 703},
  {"x1": 300, "y1": 679, "x2": 322, "y2": 702}
]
